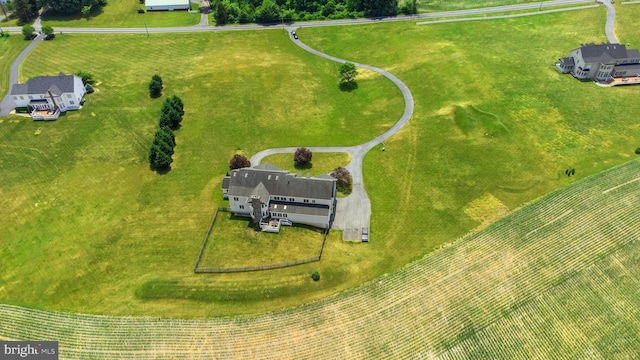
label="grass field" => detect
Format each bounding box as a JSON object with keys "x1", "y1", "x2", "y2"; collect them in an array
[
  {"x1": 41, "y1": 0, "x2": 200, "y2": 28},
  {"x1": 0, "y1": 30, "x2": 401, "y2": 317},
  {"x1": 260, "y1": 152, "x2": 351, "y2": 177},
  {"x1": 2, "y1": 6, "x2": 640, "y2": 319},
  {"x1": 415, "y1": 0, "x2": 544, "y2": 12},
  {"x1": 2, "y1": 158, "x2": 639, "y2": 358},
  {"x1": 196, "y1": 212, "x2": 326, "y2": 269},
  {"x1": 0, "y1": 36, "x2": 29, "y2": 98}
]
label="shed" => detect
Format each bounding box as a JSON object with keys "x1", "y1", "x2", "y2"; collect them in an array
[{"x1": 145, "y1": 0, "x2": 190, "y2": 11}]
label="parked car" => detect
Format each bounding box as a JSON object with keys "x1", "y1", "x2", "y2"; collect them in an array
[
  {"x1": 291, "y1": 30, "x2": 298, "y2": 39},
  {"x1": 361, "y1": 227, "x2": 369, "y2": 242}
]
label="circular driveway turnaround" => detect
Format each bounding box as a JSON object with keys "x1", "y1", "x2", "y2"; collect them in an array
[{"x1": 250, "y1": 31, "x2": 414, "y2": 239}]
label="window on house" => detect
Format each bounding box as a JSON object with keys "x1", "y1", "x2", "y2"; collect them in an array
[
  {"x1": 67, "y1": 94, "x2": 72, "y2": 98},
  {"x1": 304, "y1": 199, "x2": 309, "y2": 203},
  {"x1": 20, "y1": 96, "x2": 24, "y2": 100},
  {"x1": 70, "y1": 101, "x2": 75, "y2": 105},
  {"x1": 233, "y1": 197, "x2": 239, "y2": 201},
  {"x1": 312, "y1": 200, "x2": 316, "y2": 203},
  {"x1": 239, "y1": 205, "x2": 244, "y2": 209},
  {"x1": 28, "y1": 96, "x2": 33, "y2": 100},
  {"x1": 289, "y1": 198, "x2": 294, "y2": 201}
]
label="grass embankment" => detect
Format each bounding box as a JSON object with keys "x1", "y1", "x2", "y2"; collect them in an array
[
  {"x1": 41, "y1": 0, "x2": 199, "y2": 28},
  {"x1": 0, "y1": 30, "x2": 401, "y2": 317},
  {"x1": 0, "y1": 35, "x2": 29, "y2": 97},
  {"x1": 414, "y1": 0, "x2": 547, "y2": 12}
]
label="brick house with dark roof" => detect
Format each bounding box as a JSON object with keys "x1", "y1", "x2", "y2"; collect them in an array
[
  {"x1": 556, "y1": 43, "x2": 640, "y2": 84},
  {"x1": 222, "y1": 163, "x2": 337, "y2": 229},
  {"x1": 10, "y1": 73, "x2": 86, "y2": 120}
]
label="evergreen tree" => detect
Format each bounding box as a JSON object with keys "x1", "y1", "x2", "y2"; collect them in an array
[{"x1": 156, "y1": 127, "x2": 176, "y2": 147}]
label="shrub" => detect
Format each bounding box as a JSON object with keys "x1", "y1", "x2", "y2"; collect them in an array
[
  {"x1": 311, "y1": 271, "x2": 320, "y2": 281},
  {"x1": 635, "y1": 148, "x2": 640, "y2": 155},
  {"x1": 149, "y1": 75, "x2": 163, "y2": 98},
  {"x1": 21, "y1": 24, "x2": 35, "y2": 40},
  {"x1": 74, "y1": 71, "x2": 95, "y2": 85},
  {"x1": 294, "y1": 147, "x2": 312, "y2": 167},
  {"x1": 229, "y1": 154, "x2": 251, "y2": 170},
  {"x1": 137, "y1": 8, "x2": 144, "y2": 13}
]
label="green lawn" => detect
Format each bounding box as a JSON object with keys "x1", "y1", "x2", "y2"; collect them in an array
[
  {"x1": 196, "y1": 212, "x2": 326, "y2": 269},
  {"x1": 415, "y1": 0, "x2": 543, "y2": 12},
  {"x1": 2, "y1": 6, "x2": 640, "y2": 319},
  {"x1": 260, "y1": 152, "x2": 351, "y2": 176},
  {"x1": 41, "y1": 0, "x2": 199, "y2": 28},
  {"x1": 0, "y1": 35, "x2": 29, "y2": 98},
  {"x1": 0, "y1": 30, "x2": 401, "y2": 317}
]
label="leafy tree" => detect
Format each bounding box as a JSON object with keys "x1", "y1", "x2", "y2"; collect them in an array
[
  {"x1": 311, "y1": 270, "x2": 320, "y2": 281},
  {"x1": 41, "y1": 24, "x2": 54, "y2": 36},
  {"x1": 294, "y1": 147, "x2": 312, "y2": 166},
  {"x1": 156, "y1": 127, "x2": 176, "y2": 147},
  {"x1": 15, "y1": 0, "x2": 37, "y2": 25},
  {"x1": 339, "y1": 62, "x2": 357, "y2": 83},
  {"x1": 255, "y1": 0, "x2": 281, "y2": 23},
  {"x1": 81, "y1": 5, "x2": 92, "y2": 15},
  {"x1": 362, "y1": 0, "x2": 397, "y2": 17},
  {"x1": 159, "y1": 107, "x2": 180, "y2": 129},
  {"x1": 38, "y1": 0, "x2": 106, "y2": 15},
  {"x1": 74, "y1": 71, "x2": 95, "y2": 85},
  {"x1": 213, "y1": 0, "x2": 228, "y2": 25},
  {"x1": 230, "y1": 154, "x2": 251, "y2": 170},
  {"x1": 330, "y1": 166, "x2": 352, "y2": 192},
  {"x1": 149, "y1": 75, "x2": 163, "y2": 98},
  {"x1": 21, "y1": 24, "x2": 35, "y2": 40}
]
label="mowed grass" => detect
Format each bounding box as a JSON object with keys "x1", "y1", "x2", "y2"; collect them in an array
[
  {"x1": 616, "y1": 3, "x2": 640, "y2": 47},
  {"x1": 41, "y1": 0, "x2": 199, "y2": 28},
  {"x1": 0, "y1": 36, "x2": 29, "y2": 98},
  {"x1": 2, "y1": 159, "x2": 640, "y2": 358},
  {"x1": 299, "y1": 7, "x2": 640, "y2": 286},
  {"x1": 196, "y1": 213, "x2": 325, "y2": 269},
  {"x1": 415, "y1": 0, "x2": 541, "y2": 12},
  {"x1": 0, "y1": 30, "x2": 402, "y2": 317},
  {"x1": 260, "y1": 152, "x2": 351, "y2": 176}
]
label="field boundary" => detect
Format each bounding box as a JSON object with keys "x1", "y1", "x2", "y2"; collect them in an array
[{"x1": 193, "y1": 208, "x2": 329, "y2": 273}]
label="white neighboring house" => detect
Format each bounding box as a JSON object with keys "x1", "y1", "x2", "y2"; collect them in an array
[
  {"x1": 145, "y1": 0, "x2": 190, "y2": 11},
  {"x1": 10, "y1": 73, "x2": 86, "y2": 121},
  {"x1": 222, "y1": 163, "x2": 337, "y2": 230},
  {"x1": 556, "y1": 43, "x2": 640, "y2": 84}
]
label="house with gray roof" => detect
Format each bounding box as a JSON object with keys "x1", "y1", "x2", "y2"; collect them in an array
[
  {"x1": 10, "y1": 73, "x2": 86, "y2": 120},
  {"x1": 556, "y1": 43, "x2": 640, "y2": 85},
  {"x1": 222, "y1": 163, "x2": 337, "y2": 229}
]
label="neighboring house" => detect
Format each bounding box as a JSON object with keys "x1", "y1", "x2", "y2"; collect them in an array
[
  {"x1": 10, "y1": 73, "x2": 86, "y2": 120},
  {"x1": 222, "y1": 163, "x2": 337, "y2": 230},
  {"x1": 556, "y1": 43, "x2": 640, "y2": 85},
  {"x1": 145, "y1": 0, "x2": 190, "y2": 11}
]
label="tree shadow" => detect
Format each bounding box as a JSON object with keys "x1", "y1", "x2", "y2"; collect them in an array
[
  {"x1": 294, "y1": 162, "x2": 312, "y2": 170},
  {"x1": 151, "y1": 165, "x2": 172, "y2": 175},
  {"x1": 41, "y1": 6, "x2": 105, "y2": 23},
  {"x1": 339, "y1": 81, "x2": 358, "y2": 92}
]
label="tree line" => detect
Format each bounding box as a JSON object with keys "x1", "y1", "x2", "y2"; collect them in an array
[
  {"x1": 148, "y1": 75, "x2": 185, "y2": 172},
  {"x1": 212, "y1": 0, "x2": 412, "y2": 25}
]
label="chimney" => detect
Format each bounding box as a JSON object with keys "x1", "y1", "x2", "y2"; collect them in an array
[{"x1": 250, "y1": 195, "x2": 262, "y2": 224}]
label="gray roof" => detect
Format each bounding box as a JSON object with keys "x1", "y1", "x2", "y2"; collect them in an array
[
  {"x1": 222, "y1": 176, "x2": 230, "y2": 190},
  {"x1": 270, "y1": 203, "x2": 330, "y2": 217},
  {"x1": 227, "y1": 164, "x2": 335, "y2": 200},
  {"x1": 559, "y1": 57, "x2": 574, "y2": 66},
  {"x1": 579, "y1": 43, "x2": 640, "y2": 64},
  {"x1": 10, "y1": 73, "x2": 78, "y2": 96}
]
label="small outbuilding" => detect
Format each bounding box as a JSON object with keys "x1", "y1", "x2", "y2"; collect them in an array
[{"x1": 145, "y1": 0, "x2": 190, "y2": 11}]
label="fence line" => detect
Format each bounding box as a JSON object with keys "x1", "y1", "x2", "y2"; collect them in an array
[
  {"x1": 194, "y1": 208, "x2": 330, "y2": 273},
  {"x1": 193, "y1": 207, "x2": 228, "y2": 271}
]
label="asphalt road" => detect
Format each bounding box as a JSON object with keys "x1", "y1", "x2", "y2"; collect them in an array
[{"x1": 599, "y1": 0, "x2": 618, "y2": 43}]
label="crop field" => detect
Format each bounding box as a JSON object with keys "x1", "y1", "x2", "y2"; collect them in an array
[
  {"x1": 41, "y1": 0, "x2": 200, "y2": 28},
  {"x1": 2, "y1": 158, "x2": 639, "y2": 358}
]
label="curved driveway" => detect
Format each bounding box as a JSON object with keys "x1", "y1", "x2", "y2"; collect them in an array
[
  {"x1": 250, "y1": 31, "x2": 414, "y2": 239},
  {"x1": 599, "y1": 0, "x2": 618, "y2": 43}
]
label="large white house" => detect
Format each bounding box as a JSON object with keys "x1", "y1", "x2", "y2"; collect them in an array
[
  {"x1": 145, "y1": 0, "x2": 190, "y2": 11},
  {"x1": 556, "y1": 43, "x2": 640, "y2": 84},
  {"x1": 10, "y1": 73, "x2": 86, "y2": 120},
  {"x1": 222, "y1": 164, "x2": 337, "y2": 230}
]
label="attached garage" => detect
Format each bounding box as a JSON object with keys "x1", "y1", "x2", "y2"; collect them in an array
[{"x1": 145, "y1": 0, "x2": 190, "y2": 11}]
